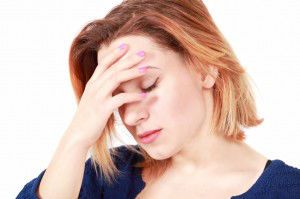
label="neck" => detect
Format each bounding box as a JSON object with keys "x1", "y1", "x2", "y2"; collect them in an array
[
  {"x1": 170, "y1": 131, "x2": 251, "y2": 174},
  {"x1": 170, "y1": 90, "x2": 261, "y2": 175}
]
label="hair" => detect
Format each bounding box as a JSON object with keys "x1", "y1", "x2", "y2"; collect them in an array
[{"x1": 68, "y1": 0, "x2": 264, "y2": 186}]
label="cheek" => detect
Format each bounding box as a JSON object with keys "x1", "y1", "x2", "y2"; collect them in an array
[{"x1": 157, "y1": 78, "x2": 206, "y2": 133}]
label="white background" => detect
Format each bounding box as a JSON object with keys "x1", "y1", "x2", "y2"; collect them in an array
[{"x1": 0, "y1": 0, "x2": 299, "y2": 198}]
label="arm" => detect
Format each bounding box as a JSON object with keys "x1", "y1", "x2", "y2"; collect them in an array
[
  {"x1": 17, "y1": 128, "x2": 90, "y2": 199},
  {"x1": 37, "y1": 128, "x2": 90, "y2": 199}
]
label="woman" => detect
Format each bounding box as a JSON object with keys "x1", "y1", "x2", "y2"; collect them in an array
[{"x1": 17, "y1": 0, "x2": 300, "y2": 198}]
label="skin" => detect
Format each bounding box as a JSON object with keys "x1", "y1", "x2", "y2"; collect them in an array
[{"x1": 97, "y1": 35, "x2": 268, "y2": 198}]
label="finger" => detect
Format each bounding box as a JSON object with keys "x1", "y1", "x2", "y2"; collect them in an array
[
  {"x1": 101, "y1": 65, "x2": 148, "y2": 97},
  {"x1": 109, "y1": 92, "x2": 146, "y2": 112},
  {"x1": 113, "y1": 50, "x2": 145, "y2": 72},
  {"x1": 99, "y1": 50, "x2": 145, "y2": 86},
  {"x1": 89, "y1": 43, "x2": 128, "y2": 83},
  {"x1": 91, "y1": 50, "x2": 146, "y2": 91},
  {"x1": 110, "y1": 65, "x2": 148, "y2": 94}
]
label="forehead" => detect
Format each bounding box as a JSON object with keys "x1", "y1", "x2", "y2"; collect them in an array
[
  {"x1": 97, "y1": 35, "x2": 164, "y2": 62},
  {"x1": 96, "y1": 35, "x2": 188, "y2": 92},
  {"x1": 97, "y1": 35, "x2": 167, "y2": 91}
]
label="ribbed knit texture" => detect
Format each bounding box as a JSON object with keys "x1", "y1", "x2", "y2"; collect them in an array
[{"x1": 16, "y1": 145, "x2": 300, "y2": 199}]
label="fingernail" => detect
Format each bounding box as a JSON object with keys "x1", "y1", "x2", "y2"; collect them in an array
[
  {"x1": 138, "y1": 66, "x2": 148, "y2": 73},
  {"x1": 140, "y1": 92, "x2": 147, "y2": 98},
  {"x1": 136, "y1": 50, "x2": 145, "y2": 57},
  {"x1": 118, "y1": 43, "x2": 126, "y2": 50}
]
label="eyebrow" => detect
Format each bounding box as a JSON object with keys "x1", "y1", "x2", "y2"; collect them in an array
[
  {"x1": 142, "y1": 65, "x2": 160, "y2": 70},
  {"x1": 115, "y1": 66, "x2": 160, "y2": 93}
]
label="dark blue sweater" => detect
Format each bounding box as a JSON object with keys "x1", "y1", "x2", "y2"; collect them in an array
[{"x1": 17, "y1": 144, "x2": 300, "y2": 199}]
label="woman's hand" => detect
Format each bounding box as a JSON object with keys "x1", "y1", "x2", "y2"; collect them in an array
[{"x1": 67, "y1": 43, "x2": 148, "y2": 149}]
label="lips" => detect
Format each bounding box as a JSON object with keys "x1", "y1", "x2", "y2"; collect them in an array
[
  {"x1": 138, "y1": 129, "x2": 162, "y2": 144},
  {"x1": 138, "y1": 128, "x2": 162, "y2": 138}
]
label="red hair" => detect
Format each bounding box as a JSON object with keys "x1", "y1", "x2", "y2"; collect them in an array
[{"x1": 68, "y1": 0, "x2": 264, "y2": 185}]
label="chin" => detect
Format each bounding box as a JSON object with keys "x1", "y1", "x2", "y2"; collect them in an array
[{"x1": 143, "y1": 147, "x2": 173, "y2": 160}]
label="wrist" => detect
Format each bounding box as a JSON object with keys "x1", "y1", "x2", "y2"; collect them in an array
[{"x1": 62, "y1": 127, "x2": 91, "y2": 152}]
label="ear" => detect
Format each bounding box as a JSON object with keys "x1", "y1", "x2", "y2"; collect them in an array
[{"x1": 202, "y1": 65, "x2": 218, "y2": 89}]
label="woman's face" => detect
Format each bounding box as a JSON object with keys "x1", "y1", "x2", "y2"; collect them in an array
[{"x1": 97, "y1": 35, "x2": 214, "y2": 160}]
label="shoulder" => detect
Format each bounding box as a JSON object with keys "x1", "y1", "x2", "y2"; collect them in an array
[
  {"x1": 269, "y1": 159, "x2": 300, "y2": 183},
  {"x1": 83, "y1": 144, "x2": 143, "y2": 182},
  {"x1": 233, "y1": 159, "x2": 300, "y2": 198},
  {"x1": 16, "y1": 145, "x2": 143, "y2": 199},
  {"x1": 82, "y1": 144, "x2": 144, "y2": 198},
  {"x1": 264, "y1": 159, "x2": 300, "y2": 197},
  {"x1": 84, "y1": 144, "x2": 143, "y2": 180},
  {"x1": 80, "y1": 144, "x2": 143, "y2": 197}
]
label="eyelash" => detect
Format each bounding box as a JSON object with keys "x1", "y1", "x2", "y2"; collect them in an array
[{"x1": 142, "y1": 79, "x2": 158, "y2": 93}]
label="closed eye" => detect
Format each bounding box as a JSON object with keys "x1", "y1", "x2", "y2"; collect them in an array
[{"x1": 141, "y1": 78, "x2": 158, "y2": 93}]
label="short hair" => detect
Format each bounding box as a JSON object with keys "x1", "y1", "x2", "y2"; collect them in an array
[{"x1": 68, "y1": 0, "x2": 264, "y2": 185}]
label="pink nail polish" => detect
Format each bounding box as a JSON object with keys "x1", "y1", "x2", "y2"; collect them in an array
[
  {"x1": 118, "y1": 43, "x2": 126, "y2": 50},
  {"x1": 140, "y1": 92, "x2": 147, "y2": 98},
  {"x1": 138, "y1": 66, "x2": 148, "y2": 73},
  {"x1": 136, "y1": 51, "x2": 145, "y2": 57}
]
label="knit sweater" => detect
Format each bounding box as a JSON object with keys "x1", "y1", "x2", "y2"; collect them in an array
[{"x1": 17, "y1": 144, "x2": 300, "y2": 199}]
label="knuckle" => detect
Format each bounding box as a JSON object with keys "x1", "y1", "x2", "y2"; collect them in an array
[
  {"x1": 115, "y1": 92, "x2": 125, "y2": 102},
  {"x1": 112, "y1": 77, "x2": 121, "y2": 90},
  {"x1": 99, "y1": 60, "x2": 108, "y2": 69},
  {"x1": 126, "y1": 54, "x2": 140, "y2": 64},
  {"x1": 101, "y1": 53, "x2": 114, "y2": 68},
  {"x1": 114, "y1": 73, "x2": 121, "y2": 84},
  {"x1": 103, "y1": 100, "x2": 112, "y2": 112},
  {"x1": 98, "y1": 55, "x2": 107, "y2": 66},
  {"x1": 85, "y1": 81, "x2": 93, "y2": 91},
  {"x1": 116, "y1": 92, "x2": 124, "y2": 97}
]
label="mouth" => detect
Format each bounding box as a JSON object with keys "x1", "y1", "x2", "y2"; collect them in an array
[
  {"x1": 138, "y1": 128, "x2": 162, "y2": 137},
  {"x1": 138, "y1": 129, "x2": 162, "y2": 144}
]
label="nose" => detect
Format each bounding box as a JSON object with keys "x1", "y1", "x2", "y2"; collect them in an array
[{"x1": 120, "y1": 100, "x2": 149, "y2": 127}]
